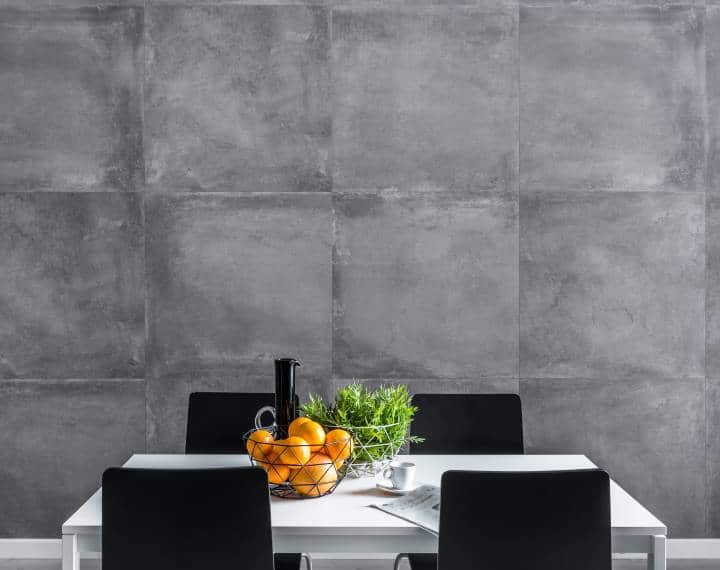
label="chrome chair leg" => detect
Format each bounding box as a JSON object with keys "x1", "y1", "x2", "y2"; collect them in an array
[
  {"x1": 300, "y1": 553, "x2": 313, "y2": 570},
  {"x1": 394, "y1": 553, "x2": 409, "y2": 570}
]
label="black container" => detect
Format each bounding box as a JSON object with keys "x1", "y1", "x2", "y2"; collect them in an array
[{"x1": 274, "y1": 358, "x2": 300, "y2": 438}]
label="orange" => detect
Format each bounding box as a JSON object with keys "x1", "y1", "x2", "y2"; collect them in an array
[
  {"x1": 288, "y1": 416, "x2": 312, "y2": 437},
  {"x1": 265, "y1": 462, "x2": 291, "y2": 485},
  {"x1": 257, "y1": 452, "x2": 291, "y2": 484},
  {"x1": 274, "y1": 436, "x2": 311, "y2": 467},
  {"x1": 246, "y1": 429, "x2": 275, "y2": 461},
  {"x1": 290, "y1": 453, "x2": 338, "y2": 497},
  {"x1": 256, "y1": 451, "x2": 276, "y2": 471},
  {"x1": 333, "y1": 459, "x2": 344, "y2": 470},
  {"x1": 294, "y1": 420, "x2": 326, "y2": 453},
  {"x1": 324, "y1": 429, "x2": 353, "y2": 461}
]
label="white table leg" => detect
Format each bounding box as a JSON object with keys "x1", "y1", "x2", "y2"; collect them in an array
[
  {"x1": 62, "y1": 533, "x2": 79, "y2": 570},
  {"x1": 647, "y1": 535, "x2": 666, "y2": 570}
]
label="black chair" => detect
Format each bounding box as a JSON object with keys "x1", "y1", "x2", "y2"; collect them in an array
[
  {"x1": 185, "y1": 392, "x2": 311, "y2": 570},
  {"x1": 103, "y1": 467, "x2": 274, "y2": 570},
  {"x1": 186, "y1": 392, "x2": 274, "y2": 454},
  {"x1": 397, "y1": 393, "x2": 524, "y2": 570},
  {"x1": 410, "y1": 393, "x2": 524, "y2": 454},
  {"x1": 438, "y1": 469, "x2": 611, "y2": 570}
]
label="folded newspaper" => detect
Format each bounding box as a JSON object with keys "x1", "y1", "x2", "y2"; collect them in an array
[{"x1": 371, "y1": 484, "x2": 441, "y2": 535}]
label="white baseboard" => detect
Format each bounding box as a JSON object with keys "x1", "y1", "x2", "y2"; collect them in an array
[
  {"x1": 0, "y1": 539, "x2": 61, "y2": 559},
  {"x1": 311, "y1": 540, "x2": 720, "y2": 560},
  {"x1": 669, "y1": 539, "x2": 720, "y2": 559},
  {"x1": 2, "y1": 538, "x2": 720, "y2": 561}
]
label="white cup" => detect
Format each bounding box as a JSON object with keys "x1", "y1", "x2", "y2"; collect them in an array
[{"x1": 381, "y1": 461, "x2": 416, "y2": 490}]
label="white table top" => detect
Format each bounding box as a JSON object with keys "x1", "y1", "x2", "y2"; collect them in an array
[{"x1": 62, "y1": 454, "x2": 666, "y2": 537}]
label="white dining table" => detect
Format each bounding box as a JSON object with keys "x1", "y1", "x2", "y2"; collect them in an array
[{"x1": 62, "y1": 454, "x2": 667, "y2": 570}]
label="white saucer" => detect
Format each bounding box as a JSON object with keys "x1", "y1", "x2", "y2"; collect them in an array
[{"x1": 375, "y1": 482, "x2": 418, "y2": 495}]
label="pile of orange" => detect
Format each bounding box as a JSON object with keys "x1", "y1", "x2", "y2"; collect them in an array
[{"x1": 246, "y1": 417, "x2": 353, "y2": 497}]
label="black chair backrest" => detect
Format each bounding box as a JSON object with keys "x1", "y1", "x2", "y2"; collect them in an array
[
  {"x1": 185, "y1": 392, "x2": 274, "y2": 454},
  {"x1": 410, "y1": 394, "x2": 523, "y2": 454},
  {"x1": 439, "y1": 469, "x2": 611, "y2": 570},
  {"x1": 102, "y1": 467, "x2": 274, "y2": 570}
]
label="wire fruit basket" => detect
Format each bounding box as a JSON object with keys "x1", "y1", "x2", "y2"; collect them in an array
[{"x1": 244, "y1": 426, "x2": 352, "y2": 499}]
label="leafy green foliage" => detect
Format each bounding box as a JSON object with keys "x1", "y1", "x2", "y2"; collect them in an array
[{"x1": 302, "y1": 383, "x2": 423, "y2": 464}]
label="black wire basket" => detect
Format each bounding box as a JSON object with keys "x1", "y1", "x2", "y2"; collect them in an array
[{"x1": 244, "y1": 427, "x2": 351, "y2": 499}]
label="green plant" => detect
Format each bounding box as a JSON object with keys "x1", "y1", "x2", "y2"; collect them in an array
[{"x1": 301, "y1": 383, "x2": 423, "y2": 465}]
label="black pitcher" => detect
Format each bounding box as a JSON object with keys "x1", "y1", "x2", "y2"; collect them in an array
[{"x1": 254, "y1": 357, "x2": 301, "y2": 438}]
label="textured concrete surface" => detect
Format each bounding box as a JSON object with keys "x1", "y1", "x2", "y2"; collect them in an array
[
  {"x1": 709, "y1": 7, "x2": 720, "y2": 193},
  {"x1": 146, "y1": 193, "x2": 332, "y2": 379},
  {"x1": 521, "y1": 377, "x2": 706, "y2": 537},
  {"x1": 520, "y1": 0, "x2": 705, "y2": 5},
  {"x1": 0, "y1": 0, "x2": 718, "y2": 541},
  {"x1": 520, "y1": 192, "x2": 705, "y2": 379},
  {"x1": 0, "y1": 380, "x2": 145, "y2": 537},
  {"x1": 145, "y1": 193, "x2": 331, "y2": 449},
  {"x1": 709, "y1": 195, "x2": 720, "y2": 378},
  {"x1": 328, "y1": 377, "x2": 520, "y2": 398},
  {"x1": 331, "y1": 6, "x2": 517, "y2": 193},
  {"x1": 0, "y1": 193, "x2": 145, "y2": 379},
  {"x1": 144, "y1": 5, "x2": 331, "y2": 192},
  {"x1": 334, "y1": 191, "x2": 518, "y2": 379},
  {"x1": 520, "y1": 5, "x2": 705, "y2": 192},
  {"x1": 0, "y1": 7, "x2": 143, "y2": 191},
  {"x1": 708, "y1": 378, "x2": 720, "y2": 536}
]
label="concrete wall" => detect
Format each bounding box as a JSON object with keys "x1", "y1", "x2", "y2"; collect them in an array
[{"x1": 0, "y1": 0, "x2": 717, "y2": 538}]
